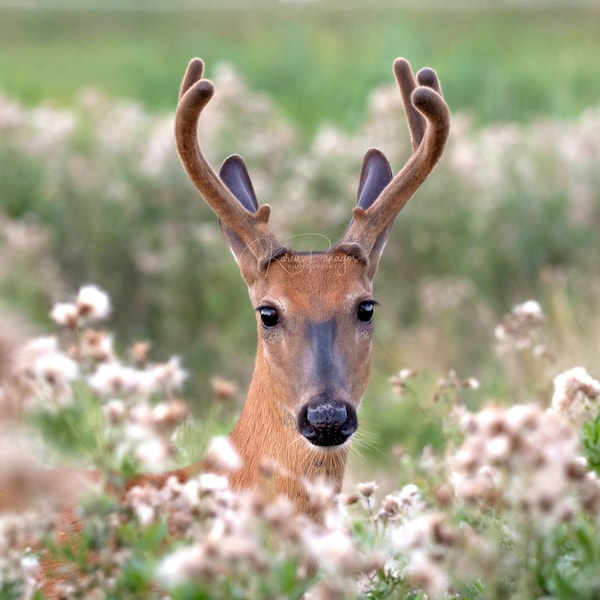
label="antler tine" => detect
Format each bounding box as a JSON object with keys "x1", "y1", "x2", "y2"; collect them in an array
[
  {"x1": 395, "y1": 59, "x2": 444, "y2": 150},
  {"x1": 175, "y1": 58, "x2": 285, "y2": 267},
  {"x1": 337, "y1": 57, "x2": 450, "y2": 259}
]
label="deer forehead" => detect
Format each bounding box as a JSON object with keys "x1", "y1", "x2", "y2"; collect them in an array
[{"x1": 250, "y1": 252, "x2": 373, "y2": 315}]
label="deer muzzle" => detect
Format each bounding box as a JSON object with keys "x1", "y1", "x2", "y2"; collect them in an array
[{"x1": 297, "y1": 397, "x2": 357, "y2": 447}]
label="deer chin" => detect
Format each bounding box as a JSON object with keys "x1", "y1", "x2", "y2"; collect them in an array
[{"x1": 305, "y1": 438, "x2": 354, "y2": 454}]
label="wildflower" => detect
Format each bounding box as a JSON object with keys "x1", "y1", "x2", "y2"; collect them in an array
[
  {"x1": 463, "y1": 377, "x2": 480, "y2": 390},
  {"x1": 49, "y1": 302, "x2": 79, "y2": 328},
  {"x1": 204, "y1": 436, "x2": 241, "y2": 472},
  {"x1": 407, "y1": 550, "x2": 449, "y2": 599},
  {"x1": 358, "y1": 481, "x2": 377, "y2": 498},
  {"x1": 21, "y1": 346, "x2": 79, "y2": 408},
  {"x1": 88, "y1": 362, "x2": 145, "y2": 398},
  {"x1": 31, "y1": 351, "x2": 78, "y2": 388},
  {"x1": 157, "y1": 545, "x2": 205, "y2": 588},
  {"x1": 20, "y1": 552, "x2": 40, "y2": 581},
  {"x1": 450, "y1": 401, "x2": 589, "y2": 526},
  {"x1": 303, "y1": 527, "x2": 358, "y2": 575},
  {"x1": 338, "y1": 492, "x2": 360, "y2": 507},
  {"x1": 377, "y1": 484, "x2": 423, "y2": 522},
  {"x1": 151, "y1": 399, "x2": 188, "y2": 431},
  {"x1": 304, "y1": 477, "x2": 337, "y2": 516},
  {"x1": 513, "y1": 299, "x2": 544, "y2": 320},
  {"x1": 76, "y1": 285, "x2": 111, "y2": 321},
  {"x1": 389, "y1": 368, "x2": 417, "y2": 395},
  {"x1": 80, "y1": 329, "x2": 114, "y2": 363},
  {"x1": 147, "y1": 356, "x2": 187, "y2": 396},
  {"x1": 129, "y1": 341, "x2": 151, "y2": 367},
  {"x1": 210, "y1": 374, "x2": 238, "y2": 401},
  {"x1": 551, "y1": 366, "x2": 600, "y2": 425},
  {"x1": 198, "y1": 473, "x2": 229, "y2": 493},
  {"x1": 102, "y1": 398, "x2": 126, "y2": 424},
  {"x1": 135, "y1": 437, "x2": 172, "y2": 470}
]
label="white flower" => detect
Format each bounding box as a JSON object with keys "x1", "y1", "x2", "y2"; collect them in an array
[
  {"x1": 134, "y1": 438, "x2": 171, "y2": 470},
  {"x1": 76, "y1": 285, "x2": 111, "y2": 321},
  {"x1": 157, "y1": 545, "x2": 204, "y2": 587},
  {"x1": 513, "y1": 299, "x2": 543, "y2": 320},
  {"x1": 198, "y1": 473, "x2": 229, "y2": 493},
  {"x1": 102, "y1": 398, "x2": 126, "y2": 424},
  {"x1": 147, "y1": 356, "x2": 187, "y2": 394},
  {"x1": 358, "y1": 481, "x2": 378, "y2": 498},
  {"x1": 205, "y1": 436, "x2": 241, "y2": 471},
  {"x1": 88, "y1": 362, "x2": 146, "y2": 398},
  {"x1": 80, "y1": 330, "x2": 114, "y2": 362},
  {"x1": 32, "y1": 352, "x2": 78, "y2": 387},
  {"x1": 552, "y1": 367, "x2": 600, "y2": 424},
  {"x1": 303, "y1": 527, "x2": 357, "y2": 574},
  {"x1": 49, "y1": 302, "x2": 79, "y2": 327}
]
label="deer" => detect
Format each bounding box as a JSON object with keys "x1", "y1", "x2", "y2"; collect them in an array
[
  {"x1": 0, "y1": 56, "x2": 449, "y2": 596},
  {"x1": 167, "y1": 55, "x2": 449, "y2": 512}
]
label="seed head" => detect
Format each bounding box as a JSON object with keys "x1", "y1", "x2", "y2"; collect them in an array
[
  {"x1": 358, "y1": 481, "x2": 377, "y2": 498},
  {"x1": 76, "y1": 285, "x2": 111, "y2": 321}
]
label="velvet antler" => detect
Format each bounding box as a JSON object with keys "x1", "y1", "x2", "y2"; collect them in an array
[{"x1": 175, "y1": 58, "x2": 286, "y2": 269}]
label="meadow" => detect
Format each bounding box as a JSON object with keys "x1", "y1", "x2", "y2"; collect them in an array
[{"x1": 1, "y1": 1, "x2": 600, "y2": 598}]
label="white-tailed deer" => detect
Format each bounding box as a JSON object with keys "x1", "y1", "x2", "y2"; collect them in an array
[
  {"x1": 168, "y1": 56, "x2": 449, "y2": 512},
  {"x1": 1, "y1": 56, "x2": 449, "y2": 596}
]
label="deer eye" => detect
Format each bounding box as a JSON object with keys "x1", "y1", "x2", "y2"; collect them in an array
[
  {"x1": 258, "y1": 306, "x2": 279, "y2": 328},
  {"x1": 357, "y1": 301, "x2": 375, "y2": 323}
]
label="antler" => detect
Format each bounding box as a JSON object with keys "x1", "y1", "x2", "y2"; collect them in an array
[
  {"x1": 336, "y1": 57, "x2": 450, "y2": 260},
  {"x1": 175, "y1": 58, "x2": 286, "y2": 268}
]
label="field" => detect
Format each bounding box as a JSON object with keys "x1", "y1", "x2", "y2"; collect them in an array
[
  {"x1": 1, "y1": 2, "x2": 600, "y2": 598},
  {"x1": 2, "y1": 3, "x2": 600, "y2": 133}
]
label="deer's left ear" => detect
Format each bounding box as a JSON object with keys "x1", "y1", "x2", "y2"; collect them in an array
[
  {"x1": 355, "y1": 148, "x2": 394, "y2": 278},
  {"x1": 219, "y1": 155, "x2": 263, "y2": 283}
]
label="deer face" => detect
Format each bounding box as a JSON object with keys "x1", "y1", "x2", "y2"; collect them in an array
[{"x1": 247, "y1": 251, "x2": 375, "y2": 448}]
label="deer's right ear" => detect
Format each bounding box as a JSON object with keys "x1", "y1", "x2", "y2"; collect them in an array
[{"x1": 219, "y1": 155, "x2": 263, "y2": 280}]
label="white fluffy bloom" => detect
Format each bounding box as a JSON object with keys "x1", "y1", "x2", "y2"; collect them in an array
[
  {"x1": 49, "y1": 302, "x2": 79, "y2": 327},
  {"x1": 552, "y1": 366, "x2": 600, "y2": 425},
  {"x1": 205, "y1": 436, "x2": 241, "y2": 471},
  {"x1": 88, "y1": 362, "x2": 149, "y2": 398},
  {"x1": 157, "y1": 545, "x2": 204, "y2": 588},
  {"x1": 198, "y1": 473, "x2": 229, "y2": 493},
  {"x1": 513, "y1": 299, "x2": 544, "y2": 320},
  {"x1": 76, "y1": 285, "x2": 111, "y2": 321},
  {"x1": 303, "y1": 527, "x2": 357, "y2": 575},
  {"x1": 147, "y1": 356, "x2": 187, "y2": 394},
  {"x1": 32, "y1": 352, "x2": 78, "y2": 386}
]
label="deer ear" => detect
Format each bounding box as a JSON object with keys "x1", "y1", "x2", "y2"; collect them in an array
[
  {"x1": 357, "y1": 148, "x2": 393, "y2": 210},
  {"x1": 219, "y1": 154, "x2": 257, "y2": 254},
  {"x1": 355, "y1": 148, "x2": 393, "y2": 277},
  {"x1": 219, "y1": 155, "x2": 263, "y2": 282},
  {"x1": 219, "y1": 154, "x2": 259, "y2": 213}
]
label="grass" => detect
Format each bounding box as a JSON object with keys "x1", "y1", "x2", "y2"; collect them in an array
[{"x1": 1, "y1": 4, "x2": 600, "y2": 135}]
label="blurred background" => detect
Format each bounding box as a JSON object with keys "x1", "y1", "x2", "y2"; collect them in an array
[{"x1": 1, "y1": 0, "x2": 599, "y2": 465}]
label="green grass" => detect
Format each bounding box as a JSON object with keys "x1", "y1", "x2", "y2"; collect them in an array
[{"x1": 1, "y1": 4, "x2": 599, "y2": 135}]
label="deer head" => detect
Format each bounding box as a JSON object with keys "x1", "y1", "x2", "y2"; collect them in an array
[{"x1": 176, "y1": 57, "x2": 449, "y2": 506}]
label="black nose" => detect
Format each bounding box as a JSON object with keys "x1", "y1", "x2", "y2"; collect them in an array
[{"x1": 297, "y1": 398, "x2": 357, "y2": 447}]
